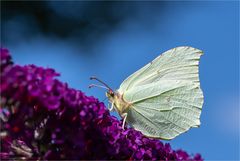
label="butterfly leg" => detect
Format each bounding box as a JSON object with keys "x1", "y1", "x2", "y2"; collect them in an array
[
  {"x1": 108, "y1": 102, "x2": 114, "y2": 111},
  {"x1": 122, "y1": 113, "x2": 128, "y2": 129}
]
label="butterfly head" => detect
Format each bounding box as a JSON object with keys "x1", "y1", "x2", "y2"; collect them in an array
[
  {"x1": 89, "y1": 76, "x2": 130, "y2": 115},
  {"x1": 106, "y1": 89, "x2": 116, "y2": 101},
  {"x1": 89, "y1": 76, "x2": 116, "y2": 100}
]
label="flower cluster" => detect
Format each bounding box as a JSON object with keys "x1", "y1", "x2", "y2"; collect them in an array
[{"x1": 0, "y1": 48, "x2": 203, "y2": 160}]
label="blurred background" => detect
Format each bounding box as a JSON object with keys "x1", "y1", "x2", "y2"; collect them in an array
[{"x1": 1, "y1": 1, "x2": 239, "y2": 160}]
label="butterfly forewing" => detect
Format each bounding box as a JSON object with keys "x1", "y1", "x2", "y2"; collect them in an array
[{"x1": 118, "y1": 46, "x2": 204, "y2": 139}]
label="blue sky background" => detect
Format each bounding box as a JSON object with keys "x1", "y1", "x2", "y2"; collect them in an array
[{"x1": 2, "y1": 1, "x2": 239, "y2": 160}]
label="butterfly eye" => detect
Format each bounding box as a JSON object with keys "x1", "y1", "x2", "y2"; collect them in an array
[{"x1": 109, "y1": 90, "x2": 114, "y2": 97}]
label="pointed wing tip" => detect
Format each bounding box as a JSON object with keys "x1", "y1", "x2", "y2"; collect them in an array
[
  {"x1": 176, "y1": 46, "x2": 204, "y2": 55},
  {"x1": 192, "y1": 47, "x2": 204, "y2": 56},
  {"x1": 192, "y1": 123, "x2": 201, "y2": 128},
  {"x1": 199, "y1": 50, "x2": 204, "y2": 56}
]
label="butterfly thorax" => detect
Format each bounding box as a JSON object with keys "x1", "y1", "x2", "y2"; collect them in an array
[{"x1": 106, "y1": 91, "x2": 131, "y2": 117}]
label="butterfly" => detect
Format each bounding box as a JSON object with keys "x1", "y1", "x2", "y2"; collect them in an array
[{"x1": 90, "y1": 46, "x2": 204, "y2": 140}]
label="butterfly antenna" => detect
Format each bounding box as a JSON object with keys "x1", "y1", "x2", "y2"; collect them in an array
[
  {"x1": 90, "y1": 76, "x2": 113, "y2": 91},
  {"x1": 89, "y1": 84, "x2": 109, "y2": 90}
]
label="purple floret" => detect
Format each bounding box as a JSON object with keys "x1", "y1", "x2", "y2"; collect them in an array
[{"x1": 0, "y1": 48, "x2": 203, "y2": 160}]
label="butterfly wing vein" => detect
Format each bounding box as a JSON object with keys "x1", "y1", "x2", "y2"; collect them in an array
[{"x1": 118, "y1": 46, "x2": 204, "y2": 139}]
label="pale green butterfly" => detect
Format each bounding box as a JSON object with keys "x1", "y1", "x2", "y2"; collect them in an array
[{"x1": 90, "y1": 46, "x2": 204, "y2": 140}]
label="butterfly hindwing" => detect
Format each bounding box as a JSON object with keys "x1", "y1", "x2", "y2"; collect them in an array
[{"x1": 125, "y1": 81, "x2": 203, "y2": 139}]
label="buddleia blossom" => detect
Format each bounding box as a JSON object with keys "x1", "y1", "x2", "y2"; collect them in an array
[{"x1": 0, "y1": 48, "x2": 203, "y2": 160}]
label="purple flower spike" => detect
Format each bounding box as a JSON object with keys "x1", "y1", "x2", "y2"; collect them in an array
[
  {"x1": 0, "y1": 48, "x2": 203, "y2": 160},
  {"x1": 0, "y1": 48, "x2": 13, "y2": 72}
]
